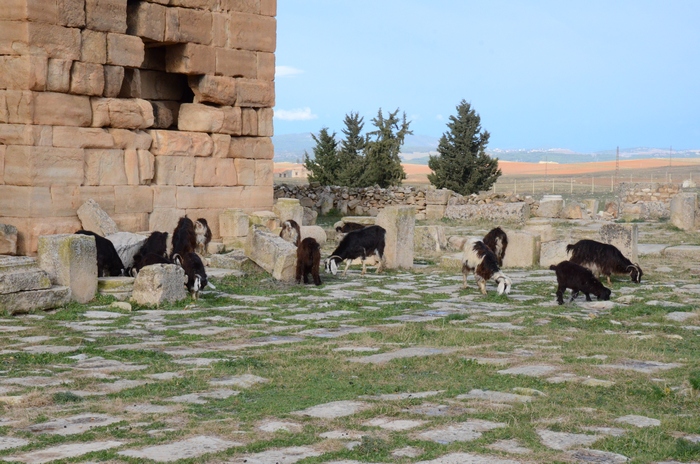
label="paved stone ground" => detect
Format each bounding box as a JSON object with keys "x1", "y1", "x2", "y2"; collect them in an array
[{"x1": 1, "y1": 225, "x2": 700, "y2": 463}]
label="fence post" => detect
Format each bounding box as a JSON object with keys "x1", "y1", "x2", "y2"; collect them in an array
[
  {"x1": 591, "y1": 176, "x2": 594, "y2": 194},
  {"x1": 532, "y1": 179, "x2": 535, "y2": 195},
  {"x1": 570, "y1": 178, "x2": 573, "y2": 194},
  {"x1": 514, "y1": 179, "x2": 517, "y2": 194},
  {"x1": 611, "y1": 176, "x2": 613, "y2": 192}
]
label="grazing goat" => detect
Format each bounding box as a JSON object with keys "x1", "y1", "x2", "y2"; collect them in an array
[
  {"x1": 174, "y1": 252, "x2": 209, "y2": 300},
  {"x1": 296, "y1": 237, "x2": 322, "y2": 285},
  {"x1": 483, "y1": 226, "x2": 508, "y2": 267},
  {"x1": 194, "y1": 218, "x2": 212, "y2": 255},
  {"x1": 566, "y1": 239, "x2": 643, "y2": 285},
  {"x1": 128, "y1": 231, "x2": 169, "y2": 276},
  {"x1": 325, "y1": 225, "x2": 386, "y2": 276},
  {"x1": 279, "y1": 219, "x2": 301, "y2": 247},
  {"x1": 129, "y1": 252, "x2": 172, "y2": 277},
  {"x1": 335, "y1": 222, "x2": 366, "y2": 233},
  {"x1": 461, "y1": 240, "x2": 512, "y2": 295},
  {"x1": 171, "y1": 216, "x2": 196, "y2": 259},
  {"x1": 549, "y1": 260, "x2": 611, "y2": 305},
  {"x1": 75, "y1": 230, "x2": 124, "y2": 277}
]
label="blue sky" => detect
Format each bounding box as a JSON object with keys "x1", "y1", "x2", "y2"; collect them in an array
[{"x1": 273, "y1": 1, "x2": 700, "y2": 153}]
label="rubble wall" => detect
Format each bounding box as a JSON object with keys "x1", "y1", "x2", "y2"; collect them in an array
[{"x1": 0, "y1": 0, "x2": 276, "y2": 255}]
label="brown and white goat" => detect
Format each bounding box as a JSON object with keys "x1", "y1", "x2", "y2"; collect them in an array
[
  {"x1": 170, "y1": 216, "x2": 197, "y2": 259},
  {"x1": 461, "y1": 240, "x2": 512, "y2": 295},
  {"x1": 566, "y1": 239, "x2": 643, "y2": 285},
  {"x1": 194, "y1": 218, "x2": 212, "y2": 255},
  {"x1": 296, "y1": 237, "x2": 322, "y2": 285},
  {"x1": 280, "y1": 219, "x2": 301, "y2": 247},
  {"x1": 550, "y1": 260, "x2": 611, "y2": 305},
  {"x1": 483, "y1": 226, "x2": 508, "y2": 266}
]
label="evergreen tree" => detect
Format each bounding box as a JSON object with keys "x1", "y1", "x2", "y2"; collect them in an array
[
  {"x1": 428, "y1": 100, "x2": 501, "y2": 195},
  {"x1": 336, "y1": 112, "x2": 367, "y2": 187},
  {"x1": 360, "y1": 109, "x2": 411, "y2": 188},
  {"x1": 303, "y1": 128, "x2": 339, "y2": 186}
]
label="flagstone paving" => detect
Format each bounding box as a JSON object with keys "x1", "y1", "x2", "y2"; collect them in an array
[{"x1": 0, "y1": 241, "x2": 699, "y2": 463}]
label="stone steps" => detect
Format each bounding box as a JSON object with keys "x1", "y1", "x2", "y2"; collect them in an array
[
  {"x1": 98, "y1": 277, "x2": 135, "y2": 301},
  {"x1": 0, "y1": 255, "x2": 71, "y2": 315}
]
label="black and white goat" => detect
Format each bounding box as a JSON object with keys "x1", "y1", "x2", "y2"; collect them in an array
[
  {"x1": 335, "y1": 222, "x2": 366, "y2": 234},
  {"x1": 279, "y1": 219, "x2": 301, "y2": 247},
  {"x1": 549, "y1": 260, "x2": 611, "y2": 305},
  {"x1": 483, "y1": 227, "x2": 508, "y2": 267},
  {"x1": 194, "y1": 218, "x2": 212, "y2": 255},
  {"x1": 171, "y1": 216, "x2": 197, "y2": 259},
  {"x1": 130, "y1": 253, "x2": 172, "y2": 277},
  {"x1": 461, "y1": 239, "x2": 512, "y2": 295},
  {"x1": 296, "y1": 237, "x2": 322, "y2": 285},
  {"x1": 325, "y1": 225, "x2": 386, "y2": 276},
  {"x1": 75, "y1": 230, "x2": 124, "y2": 277},
  {"x1": 129, "y1": 231, "x2": 169, "y2": 277},
  {"x1": 174, "y1": 252, "x2": 209, "y2": 300},
  {"x1": 566, "y1": 239, "x2": 643, "y2": 285}
]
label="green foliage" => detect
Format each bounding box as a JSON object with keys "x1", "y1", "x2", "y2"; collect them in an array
[
  {"x1": 53, "y1": 391, "x2": 84, "y2": 403},
  {"x1": 303, "y1": 127, "x2": 339, "y2": 186},
  {"x1": 428, "y1": 100, "x2": 501, "y2": 195},
  {"x1": 690, "y1": 370, "x2": 700, "y2": 391},
  {"x1": 336, "y1": 112, "x2": 367, "y2": 187},
  {"x1": 359, "y1": 109, "x2": 411, "y2": 188}
]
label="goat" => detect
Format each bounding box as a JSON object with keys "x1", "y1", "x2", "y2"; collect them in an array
[
  {"x1": 194, "y1": 218, "x2": 212, "y2": 256},
  {"x1": 279, "y1": 219, "x2": 301, "y2": 247},
  {"x1": 128, "y1": 231, "x2": 169, "y2": 276},
  {"x1": 174, "y1": 252, "x2": 209, "y2": 300},
  {"x1": 325, "y1": 225, "x2": 386, "y2": 276},
  {"x1": 483, "y1": 227, "x2": 508, "y2": 267},
  {"x1": 171, "y1": 216, "x2": 197, "y2": 259},
  {"x1": 549, "y1": 260, "x2": 611, "y2": 305},
  {"x1": 461, "y1": 239, "x2": 512, "y2": 295},
  {"x1": 335, "y1": 222, "x2": 366, "y2": 233},
  {"x1": 75, "y1": 230, "x2": 124, "y2": 277},
  {"x1": 566, "y1": 239, "x2": 643, "y2": 285},
  {"x1": 296, "y1": 237, "x2": 322, "y2": 285},
  {"x1": 129, "y1": 252, "x2": 172, "y2": 277}
]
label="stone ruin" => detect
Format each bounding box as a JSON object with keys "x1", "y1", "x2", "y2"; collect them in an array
[{"x1": 0, "y1": 0, "x2": 277, "y2": 256}]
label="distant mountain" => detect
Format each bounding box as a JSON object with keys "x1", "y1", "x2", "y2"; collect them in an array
[{"x1": 272, "y1": 133, "x2": 699, "y2": 165}]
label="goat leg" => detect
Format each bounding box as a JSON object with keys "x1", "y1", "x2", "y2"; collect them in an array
[
  {"x1": 585, "y1": 292, "x2": 592, "y2": 302},
  {"x1": 606, "y1": 275, "x2": 612, "y2": 286}
]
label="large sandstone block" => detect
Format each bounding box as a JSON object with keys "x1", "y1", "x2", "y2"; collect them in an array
[
  {"x1": 138, "y1": 149, "x2": 155, "y2": 183},
  {"x1": 0, "y1": 21, "x2": 81, "y2": 60},
  {"x1": 0, "y1": 0, "x2": 59, "y2": 23},
  {"x1": 234, "y1": 158, "x2": 255, "y2": 185},
  {"x1": 149, "y1": 129, "x2": 213, "y2": 156},
  {"x1": 414, "y1": 225, "x2": 447, "y2": 252},
  {"x1": 220, "y1": 209, "x2": 249, "y2": 237},
  {"x1": 81, "y1": 29, "x2": 107, "y2": 64},
  {"x1": 444, "y1": 203, "x2": 530, "y2": 224},
  {"x1": 70, "y1": 62, "x2": 105, "y2": 96},
  {"x1": 188, "y1": 74, "x2": 237, "y2": 106},
  {"x1": 77, "y1": 198, "x2": 119, "y2": 236},
  {"x1": 148, "y1": 207, "x2": 185, "y2": 233},
  {"x1": 4, "y1": 146, "x2": 84, "y2": 186},
  {"x1": 165, "y1": 7, "x2": 213, "y2": 45},
  {"x1": 214, "y1": 48, "x2": 257, "y2": 79},
  {"x1": 424, "y1": 204, "x2": 446, "y2": 221},
  {"x1": 212, "y1": 134, "x2": 231, "y2": 158},
  {"x1": 153, "y1": 156, "x2": 195, "y2": 185},
  {"x1": 91, "y1": 98, "x2": 154, "y2": 129},
  {"x1": 106, "y1": 33, "x2": 144, "y2": 67},
  {"x1": 110, "y1": 128, "x2": 153, "y2": 150},
  {"x1": 241, "y1": 108, "x2": 257, "y2": 136},
  {"x1": 236, "y1": 79, "x2": 274, "y2": 107},
  {"x1": 273, "y1": 198, "x2": 303, "y2": 225},
  {"x1": 245, "y1": 225, "x2": 296, "y2": 282},
  {"x1": 376, "y1": 206, "x2": 415, "y2": 270},
  {"x1": 38, "y1": 234, "x2": 98, "y2": 303},
  {"x1": 84, "y1": 149, "x2": 127, "y2": 186},
  {"x1": 0, "y1": 186, "x2": 77, "y2": 218},
  {"x1": 58, "y1": 0, "x2": 86, "y2": 27},
  {"x1": 599, "y1": 223, "x2": 638, "y2": 263},
  {"x1": 229, "y1": 136, "x2": 273, "y2": 159},
  {"x1": 260, "y1": 0, "x2": 276, "y2": 16},
  {"x1": 426, "y1": 188, "x2": 453, "y2": 205},
  {"x1": 86, "y1": 0, "x2": 127, "y2": 33},
  {"x1": 257, "y1": 108, "x2": 273, "y2": 136},
  {"x1": 670, "y1": 192, "x2": 697, "y2": 231},
  {"x1": 114, "y1": 186, "x2": 153, "y2": 213},
  {"x1": 0, "y1": 224, "x2": 18, "y2": 255},
  {"x1": 34, "y1": 92, "x2": 93, "y2": 126},
  {"x1": 132, "y1": 263, "x2": 187, "y2": 306},
  {"x1": 166, "y1": 43, "x2": 215, "y2": 75},
  {"x1": 112, "y1": 212, "x2": 148, "y2": 232},
  {"x1": 255, "y1": 159, "x2": 273, "y2": 186},
  {"x1": 249, "y1": 211, "x2": 279, "y2": 230},
  {"x1": 152, "y1": 185, "x2": 176, "y2": 208},
  {"x1": 0, "y1": 124, "x2": 52, "y2": 146},
  {"x1": 0, "y1": 90, "x2": 34, "y2": 124},
  {"x1": 76, "y1": 187, "x2": 116, "y2": 214},
  {"x1": 53, "y1": 126, "x2": 114, "y2": 149},
  {"x1": 227, "y1": 13, "x2": 276, "y2": 52},
  {"x1": 178, "y1": 103, "x2": 241, "y2": 135},
  {"x1": 47, "y1": 59, "x2": 72, "y2": 92},
  {"x1": 0, "y1": 286, "x2": 71, "y2": 315},
  {"x1": 103, "y1": 65, "x2": 125, "y2": 97},
  {"x1": 502, "y1": 231, "x2": 540, "y2": 268},
  {"x1": 539, "y1": 240, "x2": 570, "y2": 268},
  {"x1": 194, "y1": 158, "x2": 236, "y2": 186},
  {"x1": 523, "y1": 221, "x2": 556, "y2": 242},
  {"x1": 0, "y1": 55, "x2": 47, "y2": 91},
  {"x1": 257, "y1": 52, "x2": 275, "y2": 81},
  {"x1": 535, "y1": 195, "x2": 564, "y2": 218},
  {"x1": 0, "y1": 255, "x2": 50, "y2": 294},
  {"x1": 1, "y1": 216, "x2": 82, "y2": 256},
  {"x1": 126, "y1": 1, "x2": 166, "y2": 42}
]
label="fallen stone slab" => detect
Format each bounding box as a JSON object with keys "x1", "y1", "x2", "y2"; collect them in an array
[
  {"x1": 487, "y1": 439, "x2": 532, "y2": 455},
  {"x1": 614, "y1": 415, "x2": 661, "y2": 427},
  {"x1": 0, "y1": 286, "x2": 71, "y2": 315},
  {"x1": 227, "y1": 446, "x2": 322, "y2": 464},
  {"x1": 119, "y1": 436, "x2": 241, "y2": 462},
  {"x1": 416, "y1": 419, "x2": 507, "y2": 444},
  {"x1": 537, "y1": 429, "x2": 601, "y2": 450},
  {"x1": 497, "y1": 365, "x2": 558, "y2": 377},
  {"x1": 4, "y1": 440, "x2": 123, "y2": 464},
  {"x1": 0, "y1": 266, "x2": 51, "y2": 295},
  {"x1": 1, "y1": 376, "x2": 71, "y2": 387},
  {"x1": 567, "y1": 449, "x2": 629, "y2": 463},
  {"x1": 600, "y1": 360, "x2": 682, "y2": 374},
  {"x1": 26, "y1": 414, "x2": 122, "y2": 435},
  {"x1": 348, "y1": 347, "x2": 458, "y2": 364},
  {"x1": 131, "y1": 263, "x2": 187, "y2": 306},
  {"x1": 363, "y1": 418, "x2": 426, "y2": 430},
  {"x1": 663, "y1": 245, "x2": 700, "y2": 260},
  {"x1": 97, "y1": 276, "x2": 134, "y2": 301},
  {"x1": 124, "y1": 403, "x2": 180, "y2": 414},
  {"x1": 415, "y1": 453, "x2": 525, "y2": 464},
  {"x1": 77, "y1": 198, "x2": 119, "y2": 236},
  {"x1": 292, "y1": 400, "x2": 372, "y2": 419},
  {"x1": 456, "y1": 389, "x2": 533, "y2": 403},
  {"x1": 360, "y1": 390, "x2": 444, "y2": 401},
  {"x1": 209, "y1": 374, "x2": 269, "y2": 388},
  {"x1": 106, "y1": 231, "x2": 147, "y2": 269},
  {"x1": 257, "y1": 420, "x2": 303, "y2": 433},
  {"x1": 166, "y1": 389, "x2": 239, "y2": 404}
]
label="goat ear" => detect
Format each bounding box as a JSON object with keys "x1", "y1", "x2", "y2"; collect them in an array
[
  {"x1": 330, "y1": 259, "x2": 338, "y2": 276},
  {"x1": 497, "y1": 279, "x2": 505, "y2": 295},
  {"x1": 173, "y1": 254, "x2": 182, "y2": 266}
]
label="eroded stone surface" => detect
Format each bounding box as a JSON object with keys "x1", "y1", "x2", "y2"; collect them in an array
[
  {"x1": 292, "y1": 400, "x2": 372, "y2": 419},
  {"x1": 417, "y1": 420, "x2": 506, "y2": 444},
  {"x1": 119, "y1": 435, "x2": 241, "y2": 462},
  {"x1": 5, "y1": 441, "x2": 123, "y2": 464},
  {"x1": 537, "y1": 429, "x2": 601, "y2": 450},
  {"x1": 227, "y1": 446, "x2": 323, "y2": 464},
  {"x1": 614, "y1": 415, "x2": 661, "y2": 427}
]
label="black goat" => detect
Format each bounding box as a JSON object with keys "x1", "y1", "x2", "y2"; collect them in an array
[
  {"x1": 75, "y1": 230, "x2": 124, "y2": 277},
  {"x1": 194, "y1": 218, "x2": 212, "y2": 255},
  {"x1": 462, "y1": 240, "x2": 512, "y2": 295},
  {"x1": 335, "y1": 222, "x2": 366, "y2": 233},
  {"x1": 174, "y1": 252, "x2": 209, "y2": 300},
  {"x1": 296, "y1": 237, "x2": 322, "y2": 285},
  {"x1": 128, "y1": 231, "x2": 169, "y2": 276},
  {"x1": 325, "y1": 225, "x2": 386, "y2": 276},
  {"x1": 483, "y1": 227, "x2": 508, "y2": 267},
  {"x1": 279, "y1": 219, "x2": 301, "y2": 247},
  {"x1": 171, "y1": 216, "x2": 196, "y2": 259},
  {"x1": 566, "y1": 239, "x2": 643, "y2": 285},
  {"x1": 550, "y1": 260, "x2": 611, "y2": 305}
]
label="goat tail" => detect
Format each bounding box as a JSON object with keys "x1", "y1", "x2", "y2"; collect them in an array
[
  {"x1": 549, "y1": 264, "x2": 558, "y2": 271},
  {"x1": 566, "y1": 244, "x2": 575, "y2": 254}
]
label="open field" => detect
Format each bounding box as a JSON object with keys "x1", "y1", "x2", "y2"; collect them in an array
[{"x1": 0, "y1": 220, "x2": 699, "y2": 463}]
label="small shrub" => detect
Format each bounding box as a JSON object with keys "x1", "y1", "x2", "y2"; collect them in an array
[{"x1": 53, "y1": 391, "x2": 84, "y2": 403}]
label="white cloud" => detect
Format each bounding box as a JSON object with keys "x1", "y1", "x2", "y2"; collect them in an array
[
  {"x1": 275, "y1": 66, "x2": 303, "y2": 78},
  {"x1": 436, "y1": 114, "x2": 444, "y2": 120},
  {"x1": 274, "y1": 107, "x2": 317, "y2": 121}
]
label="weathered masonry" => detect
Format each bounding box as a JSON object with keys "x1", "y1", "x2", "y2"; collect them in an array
[{"x1": 0, "y1": 0, "x2": 276, "y2": 255}]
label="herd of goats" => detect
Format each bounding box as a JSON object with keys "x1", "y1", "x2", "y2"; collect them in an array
[{"x1": 75, "y1": 217, "x2": 644, "y2": 305}]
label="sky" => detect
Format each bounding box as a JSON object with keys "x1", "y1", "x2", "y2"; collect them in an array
[{"x1": 273, "y1": 0, "x2": 700, "y2": 153}]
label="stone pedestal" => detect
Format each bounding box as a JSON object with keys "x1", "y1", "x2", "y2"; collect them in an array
[
  {"x1": 38, "y1": 234, "x2": 98, "y2": 303},
  {"x1": 599, "y1": 223, "x2": 638, "y2": 263},
  {"x1": 273, "y1": 198, "x2": 304, "y2": 226},
  {"x1": 131, "y1": 264, "x2": 187, "y2": 306},
  {"x1": 670, "y1": 192, "x2": 697, "y2": 231},
  {"x1": 539, "y1": 241, "x2": 570, "y2": 268},
  {"x1": 245, "y1": 226, "x2": 296, "y2": 282},
  {"x1": 414, "y1": 226, "x2": 447, "y2": 252},
  {"x1": 376, "y1": 206, "x2": 415, "y2": 270},
  {"x1": 536, "y1": 195, "x2": 563, "y2": 218},
  {"x1": 502, "y1": 231, "x2": 540, "y2": 268}
]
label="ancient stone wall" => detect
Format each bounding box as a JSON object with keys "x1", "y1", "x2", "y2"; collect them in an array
[{"x1": 0, "y1": 0, "x2": 276, "y2": 255}]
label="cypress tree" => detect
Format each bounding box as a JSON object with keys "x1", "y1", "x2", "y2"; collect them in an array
[
  {"x1": 336, "y1": 112, "x2": 367, "y2": 187},
  {"x1": 303, "y1": 127, "x2": 340, "y2": 186},
  {"x1": 360, "y1": 109, "x2": 411, "y2": 188}
]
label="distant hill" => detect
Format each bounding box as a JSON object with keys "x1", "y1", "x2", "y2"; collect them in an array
[{"x1": 272, "y1": 133, "x2": 699, "y2": 165}]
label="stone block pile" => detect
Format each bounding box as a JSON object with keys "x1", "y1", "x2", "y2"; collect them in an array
[{"x1": 0, "y1": 0, "x2": 277, "y2": 255}]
